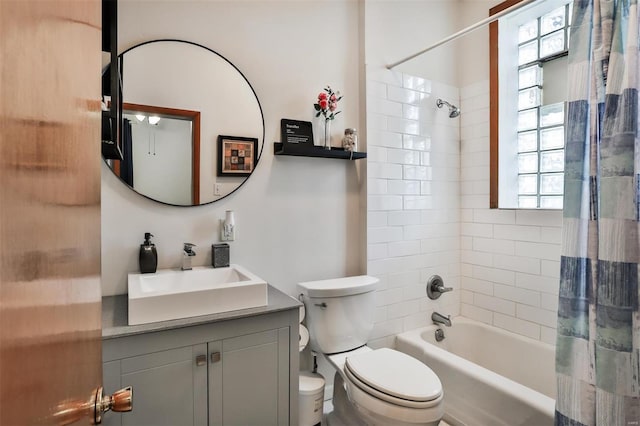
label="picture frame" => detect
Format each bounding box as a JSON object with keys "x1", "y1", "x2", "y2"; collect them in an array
[{"x1": 217, "y1": 135, "x2": 258, "y2": 177}]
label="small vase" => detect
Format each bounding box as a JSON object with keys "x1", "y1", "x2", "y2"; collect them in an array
[
  {"x1": 313, "y1": 116, "x2": 324, "y2": 148},
  {"x1": 322, "y1": 119, "x2": 331, "y2": 150}
]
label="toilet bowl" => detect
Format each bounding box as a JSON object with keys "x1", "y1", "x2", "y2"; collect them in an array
[
  {"x1": 326, "y1": 346, "x2": 444, "y2": 426},
  {"x1": 297, "y1": 275, "x2": 445, "y2": 426}
]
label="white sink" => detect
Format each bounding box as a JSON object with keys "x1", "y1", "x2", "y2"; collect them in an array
[{"x1": 127, "y1": 264, "x2": 268, "y2": 325}]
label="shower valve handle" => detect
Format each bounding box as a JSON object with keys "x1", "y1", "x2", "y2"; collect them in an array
[{"x1": 427, "y1": 275, "x2": 452, "y2": 300}]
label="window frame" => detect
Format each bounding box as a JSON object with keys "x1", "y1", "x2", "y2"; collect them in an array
[{"x1": 489, "y1": 0, "x2": 570, "y2": 209}]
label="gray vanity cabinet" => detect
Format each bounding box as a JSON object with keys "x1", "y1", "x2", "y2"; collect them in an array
[
  {"x1": 102, "y1": 301, "x2": 299, "y2": 426},
  {"x1": 209, "y1": 328, "x2": 290, "y2": 425},
  {"x1": 103, "y1": 345, "x2": 207, "y2": 426}
]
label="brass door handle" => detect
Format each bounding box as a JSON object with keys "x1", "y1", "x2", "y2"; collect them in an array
[
  {"x1": 211, "y1": 352, "x2": 221, "y2": 363},
  {"x1": 53, "y1": 386, "x2": 133, "y2": 425},
  {"x1": 101, "y1": 386, "x2": 133, "y2": 413},
  {"x1": 94, "y1": 386, "x2": 133, "y2": 424},
  {"x1": 196, "y1": 355, "x2": 207, "y2": 366}
]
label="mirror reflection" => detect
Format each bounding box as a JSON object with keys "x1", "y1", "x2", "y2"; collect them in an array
[
  {"x1": 104, "y1": 40, "x2": 264, "y2": 206},
  {"x1": 120, "y1": 103, "x2": 200, "y2": 205}
]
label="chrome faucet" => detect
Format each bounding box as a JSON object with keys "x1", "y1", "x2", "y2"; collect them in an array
[
  {"x1": 426, "y1": 275, "x2": 453, "y2": 300},
  {"x1": 182, "y1": 243, "x2": 196, "y2": 270},
  {"x1": 432, "y1": 312, "x2": 452, "y2": 327}
]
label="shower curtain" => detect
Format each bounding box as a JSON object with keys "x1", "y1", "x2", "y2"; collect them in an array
[{"x1": 555, "y1": 0, "x2": 640, "y2": 424}]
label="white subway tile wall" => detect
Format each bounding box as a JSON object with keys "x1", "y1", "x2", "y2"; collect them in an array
[
  {"x1": 366, "y1": 73, "x2": 562, "y2": 347},
  {"x1": 366, "y1": 67, "x2": 461, "y2": 349},
  {"x1": 459, "y1": 81, "x2": 562, "y2": 345}
]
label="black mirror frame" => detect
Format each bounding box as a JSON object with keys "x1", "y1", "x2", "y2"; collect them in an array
[{"x1": 102, "y1": 39, "x2": 265, "y2": 207}]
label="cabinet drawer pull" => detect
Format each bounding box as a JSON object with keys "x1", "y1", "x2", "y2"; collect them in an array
[
  {"x1": 196, "y1": 355, "x2": 207, "y2": 366},
  {"x1": 210, "y1": 352, "x2": 221, "y2": 363}
]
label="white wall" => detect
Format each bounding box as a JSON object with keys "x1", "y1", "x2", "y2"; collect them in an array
[
  {"x1": 364, "y1": 0, "x2": 459, "y2": 85},
  {"x1": 366, "y1": 69, "x2": 461, "y2": 348},
  {"x1": 458, "y1": 80, "x2": 561, "y2": 345},
  {"x1": 458, "y1": 0, "x2": 494, "y2": 87},
  {"x1": 364, "y1": 1, "x2": 462, "y2": 348},
  {"x1": 102, "y1": 0, "x2": 365, "y2": 296},
  {"x1": 364, "y1": 0, "x2": 563, "y2": 347},
  {"x1": 457, "y1": 0, "x2": 561, "y2": 345}
]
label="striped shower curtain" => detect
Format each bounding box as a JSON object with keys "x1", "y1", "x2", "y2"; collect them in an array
[{"x1": 555, "y1": 0, "x2": 640, "y2": 424}]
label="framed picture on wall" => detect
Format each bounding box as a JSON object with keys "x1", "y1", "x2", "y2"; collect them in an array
[{"x1": 217, "y1": 135, "x2": 258, "y2": 177}]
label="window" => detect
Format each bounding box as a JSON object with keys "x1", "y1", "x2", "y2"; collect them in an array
[{"x1": 489, "y1": 0, "x2": 572, "y2": 209}]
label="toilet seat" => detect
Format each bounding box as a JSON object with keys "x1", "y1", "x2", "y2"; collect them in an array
[
  {"x1": 343, "y1": 348, "x2": 443, "y2": 409},
  {"x1": 326, "y1": 346, "x2": 444, "y2": 424},
  {"x1": 346, "y1": 348, "x2": 442, "y2": 401}
]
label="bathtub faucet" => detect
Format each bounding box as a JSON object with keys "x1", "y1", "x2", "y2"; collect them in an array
[{"x1": 432, "y1": 312, "x2": 452, "y2": 327}]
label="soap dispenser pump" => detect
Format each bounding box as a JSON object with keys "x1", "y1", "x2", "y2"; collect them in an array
[{"x1": 139, "y1": 232, "x2": 158, "y2": 274}]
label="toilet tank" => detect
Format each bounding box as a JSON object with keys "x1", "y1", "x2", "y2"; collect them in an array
[{"x1": 297, "y1": 275, "x2": 378, "y2": 354}]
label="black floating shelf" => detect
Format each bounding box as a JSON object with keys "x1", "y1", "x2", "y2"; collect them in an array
[{"x1": 274, "y1": 142, "x2": 366, "y2": 160}]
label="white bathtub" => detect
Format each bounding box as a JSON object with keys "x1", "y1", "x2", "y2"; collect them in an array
[{"x1": 396, "y1": 317, "x2": 555, "y2": 426}]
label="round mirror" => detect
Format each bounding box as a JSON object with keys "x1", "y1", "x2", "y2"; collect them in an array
[{"x1": 104, "y1": 39, "x2": 265, "y2": 206}]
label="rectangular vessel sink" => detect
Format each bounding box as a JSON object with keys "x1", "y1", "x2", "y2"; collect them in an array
[{"x1": 127, "y1": 264, "x2": 268, "y2": 325}]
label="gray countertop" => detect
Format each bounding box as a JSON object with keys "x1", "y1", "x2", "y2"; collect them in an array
[{"x1": 102, "y1": 284, "x2": 302, "y2": 339}]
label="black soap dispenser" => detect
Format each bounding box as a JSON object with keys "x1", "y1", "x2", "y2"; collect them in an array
[{"x1": 139, "y1": 232, "x2": 158, "y2": 274}]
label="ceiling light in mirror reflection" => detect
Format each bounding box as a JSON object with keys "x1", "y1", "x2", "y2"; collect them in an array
[{"x1": 133, "y1": 115, "x2": 161, "y2": 125}]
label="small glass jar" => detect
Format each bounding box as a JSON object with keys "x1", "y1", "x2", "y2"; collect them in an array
[{"x1": 342, "y1": 128, "x2": 358, "y2": 152}]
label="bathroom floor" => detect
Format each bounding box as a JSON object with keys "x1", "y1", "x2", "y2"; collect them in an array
[{"x1": 322, "y1": 400, "x2": 452, "y2": 425}]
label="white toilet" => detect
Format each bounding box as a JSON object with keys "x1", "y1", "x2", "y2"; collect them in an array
[{"x1": 298, "y1": 275, "x2": 444, "y2": 426}]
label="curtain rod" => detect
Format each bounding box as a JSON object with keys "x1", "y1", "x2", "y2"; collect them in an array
[{"x1": 386, "y1": 0, "x2": 538, "y2": 69}]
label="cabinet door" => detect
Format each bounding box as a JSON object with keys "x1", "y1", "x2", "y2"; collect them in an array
[
  {"x1": 103, "y1": 361, "x2": 123, "y2": 426},
  {"x1": 120, "y1": 344, "x2": 207, "y2": 426},
  {"x1": 209, "y1": 328, "x2": 290, "y2": 426}
]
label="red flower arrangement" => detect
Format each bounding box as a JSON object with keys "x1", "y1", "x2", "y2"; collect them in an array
[{"x1": 314, "y1": 86, "x2": 342, "y2": 121}]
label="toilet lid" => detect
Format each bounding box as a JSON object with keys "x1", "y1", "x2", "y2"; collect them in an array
[{"x1": 345, "y1": 348, "x2": 442, "y2": 402}]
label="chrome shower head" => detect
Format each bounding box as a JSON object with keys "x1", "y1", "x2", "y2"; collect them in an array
[{"x1": 436, "y1": 98, "x2": 460, "y2": 118}]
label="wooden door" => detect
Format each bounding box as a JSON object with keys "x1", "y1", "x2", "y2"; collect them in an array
[{"x1": 0, "y1": 0, "x2": 108, "y2": 424}]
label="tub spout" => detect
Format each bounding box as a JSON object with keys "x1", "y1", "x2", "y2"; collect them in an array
[{"x1": 432, "y1": 312, "x2": 451, "y2": 327}]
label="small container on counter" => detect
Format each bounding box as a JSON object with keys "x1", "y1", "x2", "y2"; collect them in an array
[
  {"x1": 212, "y1": 243, "x2": 230, "y2": 268},
  {"x1": 139, "y1": 232, "x2": 158, "y2": 274}
]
